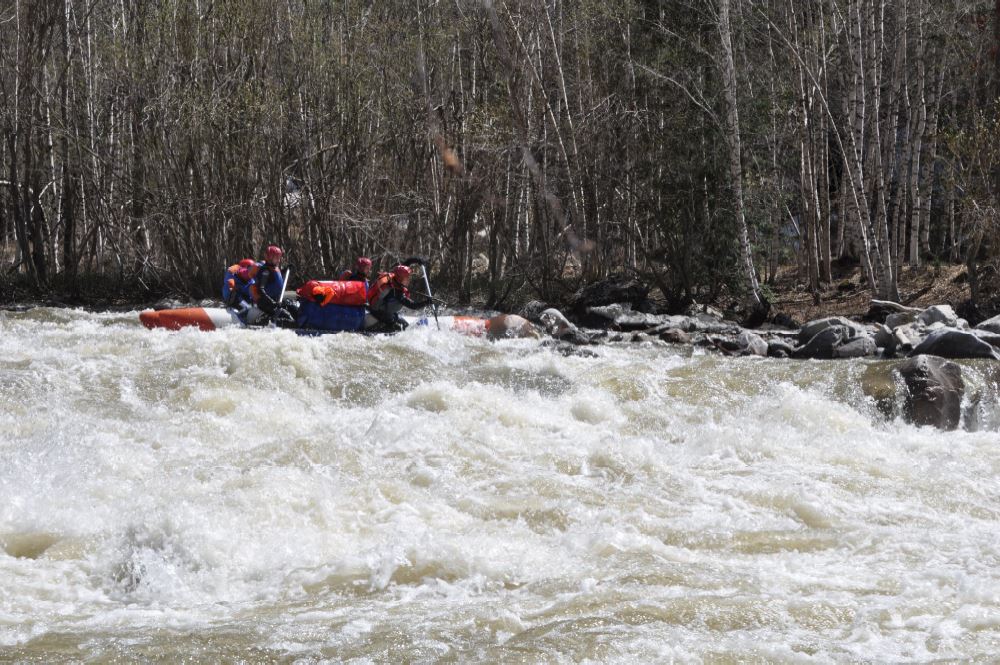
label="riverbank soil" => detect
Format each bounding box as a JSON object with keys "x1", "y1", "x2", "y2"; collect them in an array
[{"x1": 767, "y1": 264, "x2": 978, "y2": 324}]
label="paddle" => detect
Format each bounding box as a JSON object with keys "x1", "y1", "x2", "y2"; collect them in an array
[{"x1": 402, "y1": 256, "x2": 439, "y2": 330}]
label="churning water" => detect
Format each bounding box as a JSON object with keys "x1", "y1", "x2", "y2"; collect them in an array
[{"x1": 1, "y1": 308, "x2": 999, "y2": 662}]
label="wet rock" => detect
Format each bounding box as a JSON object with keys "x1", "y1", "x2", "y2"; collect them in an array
[
  {"x1": 518, "y1": 300, "x2": 550, "y2": 323},
  {"x1": 659, "y1": 328, "x2": 691, "y2": 345},
  {"x1": 631, "y1": 332, "x2": 652, "y2": 343},
  {"x1": 738, "y1": 331, "x2": 769, "y2": 357},
  {"x1": 976, "y1": 314, "x2": 1000, "y2": 335},
  {"x1": 798, "y1": 317, "x2": 863, "y2": 346},
  {"x1": 909, "y1": 329, "x2": 1000, "y2": 360},
  {"x1": 917, "y1": 304, "x2": 959, "y2": 327},
  {"x1": 793, "y1": 326, "x2": 848, "y2": 359},
  {"x1": 486, "y1": 314, "x2": 540, "y2": 340},
  {"x1": 540, "y1": 308, "x2": 595, "y2": 345},
  {"x1": 767, "y1": 340, "x2": 795, "y2": 358},
  {"x1": 895, "y1": 355, "x2": 965, "y2": 430}
]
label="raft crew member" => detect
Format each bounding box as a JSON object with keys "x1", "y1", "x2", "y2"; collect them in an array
[
  {"x1": 251, "y1": 245, "x2": 286, "y2": 315},
  {"x1": 339, "y1": 256, "x2": 373, "y2": 283},
  {"x1": 367, "y1": 264, "x2": 430, "y2": 330},
  {"x1": 223, "y1": 258, "x2": 257, "y2": 311}
]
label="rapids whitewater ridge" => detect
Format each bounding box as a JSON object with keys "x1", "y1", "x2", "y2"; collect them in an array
[{"x1": 1, "y1": 307, "x2": 999, "y2": 661}]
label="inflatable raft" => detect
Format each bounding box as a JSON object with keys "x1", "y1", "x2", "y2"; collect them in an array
[{"x1": 139, "y1": 306, "x2": 490, "y2": 336}]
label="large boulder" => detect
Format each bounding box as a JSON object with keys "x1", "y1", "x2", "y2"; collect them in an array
[
  {"x1": 895, "y1": 355, "x2": 965, "y2": 430},
  {"x1": 909, "y1": 329, "x2": 1000, "y2": 360},
  {"x1": 917, "y1": 304, "x2": 959, "y2": 327},
  {"x1": 539, "y1": 308, "x2": 594, "y2": 345},
  {"x1": 976, "y1": 314, "x2": 1000, "y2": 335},
  {"x1": 793, "y1": 326, "x2": 877, "y2": 360},
  {"x1": 835, "y1": 335, "x2": 878, "y2": 359},
  {"x1": 797, "y1": 317, "x2": 863, "y2": 346}
]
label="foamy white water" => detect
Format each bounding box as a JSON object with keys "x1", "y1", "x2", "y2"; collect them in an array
[{"x1": 1, "y1": 307, "x2": 999, "y2": 661}]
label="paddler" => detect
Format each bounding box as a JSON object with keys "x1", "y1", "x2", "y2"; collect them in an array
[
  {"x1": 222, "y1": 258, "x2": 257, "y2": 314},
  {"x1": 366, "y1": 264, "x2": 430, "y2": 331},
  {"x1": 339, "y1": 257, "x2": 373, "y2": 284},
  {"x1": 251, "y1": 245, "x2": 286, "y2": 317}
]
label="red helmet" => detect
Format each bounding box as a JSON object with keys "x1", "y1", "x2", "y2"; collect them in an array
[
  {"x1": 238, "y1": 258, "x2": 256, "y2": 269},
  {"x1": 392, "y1": 264, "x2": 412, "y2": 284},
  {"x1": 355, "y1": 257, "x2": 373, "y2": 271},
  {"x1": 265, "y1": 245, "x2": 284, "y2": 264}
]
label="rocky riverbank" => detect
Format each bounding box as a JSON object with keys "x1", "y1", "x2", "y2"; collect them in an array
[{"x1": 507, "y1": 276, "x2": 1000, "y2": 432}]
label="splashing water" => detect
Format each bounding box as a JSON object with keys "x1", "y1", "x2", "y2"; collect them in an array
[{"x1": 1, "y1": 308, "x2": 999, "y2": 661}]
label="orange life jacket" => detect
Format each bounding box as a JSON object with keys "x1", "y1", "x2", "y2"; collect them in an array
[{"x1": 367, "y1": 272, "x2": 408, "y2": 312}]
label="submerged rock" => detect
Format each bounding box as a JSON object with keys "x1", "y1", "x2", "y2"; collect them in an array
[{"x1": 895, "y1": 355, "x2": 965, "y2": 430}]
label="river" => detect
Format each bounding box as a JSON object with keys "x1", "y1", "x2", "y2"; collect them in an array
[{"x1": 2, "y1": 307, "x2": 999, "y2": 661}]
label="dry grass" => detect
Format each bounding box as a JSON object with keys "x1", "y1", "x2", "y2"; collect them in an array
[{"x1": 769, "y1": 264, "x2": 971, "y2": 323}]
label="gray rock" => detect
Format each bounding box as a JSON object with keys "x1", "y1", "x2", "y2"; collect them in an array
[
  {"x1": 917, "y1": 304, "x2": 958, "y2": 327},
  {"x1": 874, "y1": 324, "x2": 895, "y2": 350},
  {"x1": 540, "y1": 308, "x2": 594, "y2": 345},
  {"x1": 586, "y1": 303, "x2": 631, "y2": 323},
  {"x1": 659, "y1": 328, "x2": 692, "y2": 345},
  {"x1": 798, "y1": 317, "x2": 862, "y2": 346},
  {"x1": 974, "y1": 331, "x2": 1000, "y2": 349},
  {"x1": 793, "y1": 326, "x2": 848, "y2": 359},
  {"x1": 835, "y1": 335, "x2": 878, "y2": 359},
  {"x1": 910, "y1": 328, "x2": 1000, "y2": 360},
  {"x1": 518, "y1": 300, "x2": 550, "y2": 323},
  {"x1": 976, "y1": 314, "x2": 1000, "y2": 335},
  {"x1": 738, "y1": 331, "x2": 769, "y2": 357},
  {"x1": 685, "y1": 302, "x2": 725, "y2": 320},
  {"x1": 767, "y1": 340, "x2": 795, "y2": 358},
  {"x1": 895, "y1": 355, "x2": 965, "y2": 430},
  {"x1": 886, "y1": 311, "x2": 917, "y2": 329}
]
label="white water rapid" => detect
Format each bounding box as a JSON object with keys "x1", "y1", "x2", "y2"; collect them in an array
[{"x1": 2, "y1": 308, "x2": 999, "y2": 661}]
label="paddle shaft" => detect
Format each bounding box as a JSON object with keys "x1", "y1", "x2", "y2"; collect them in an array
[{"x1": 421, "y1": 267, "x2": 440, "y2": 330}]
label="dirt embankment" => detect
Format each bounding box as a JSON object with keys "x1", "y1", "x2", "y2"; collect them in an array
[{"x1": 768, "y1": 264, "x2": 985, "y2": 324}]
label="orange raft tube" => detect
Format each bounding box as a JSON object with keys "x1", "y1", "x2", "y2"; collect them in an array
[{"x1": 139, "y1": 306, "x2": 491, "y2": 335}]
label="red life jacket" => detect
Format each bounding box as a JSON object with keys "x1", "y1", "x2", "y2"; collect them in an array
[{"x1": 297, "y1": 279, "x2": 367, "y2": 307}]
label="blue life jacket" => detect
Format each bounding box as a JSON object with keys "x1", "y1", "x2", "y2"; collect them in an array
[
  {"x1": 255, "y1": 262, "x2": 285, "y2": 302},
  {"x1": 222, "y1": 268, "x2": 255, "y2": 305}
]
